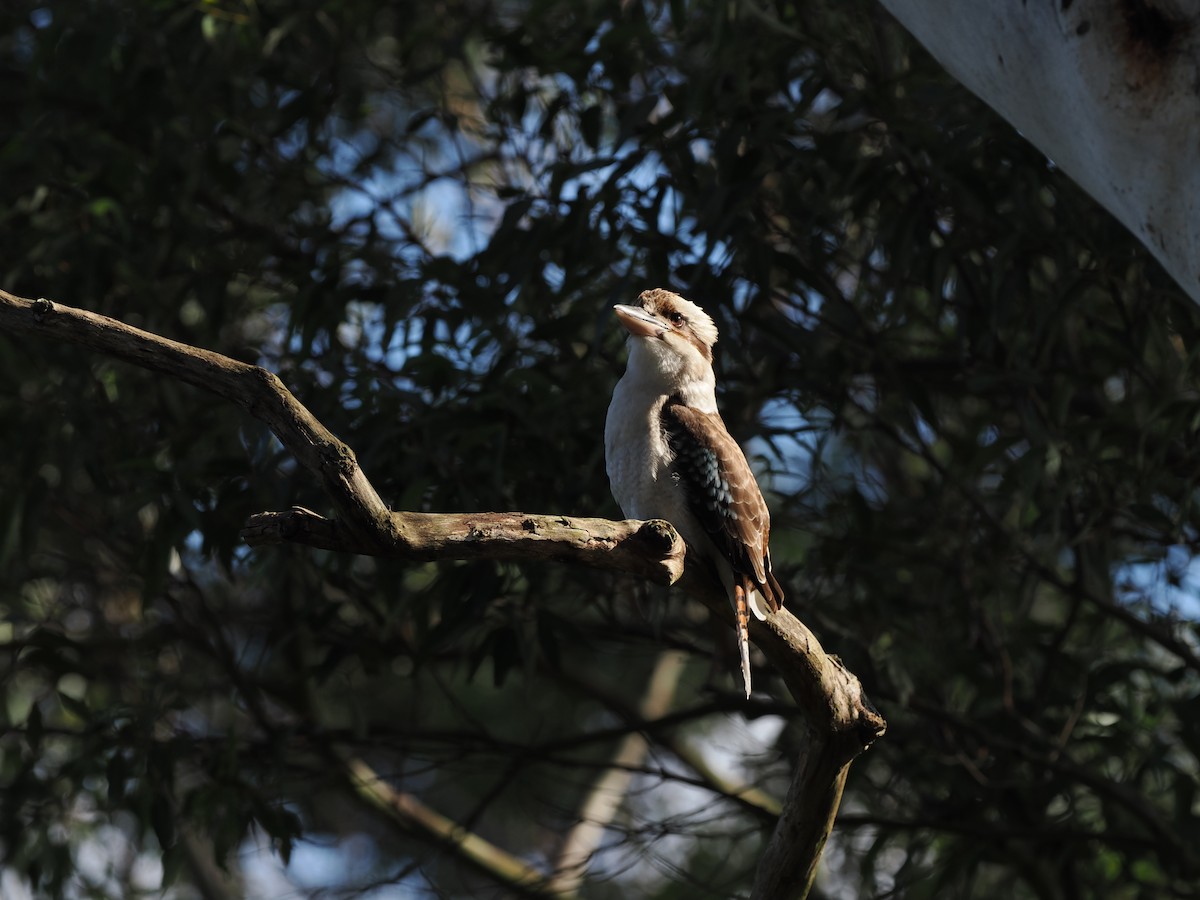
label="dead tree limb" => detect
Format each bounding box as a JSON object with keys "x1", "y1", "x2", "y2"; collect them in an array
[{"x1": 0, "y1": 288, "x2": 886, "y2": 899}]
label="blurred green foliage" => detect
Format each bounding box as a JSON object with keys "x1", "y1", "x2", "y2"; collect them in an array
[{"x1": 1, "y1": 0, "x2": 1198, "y2": 896}]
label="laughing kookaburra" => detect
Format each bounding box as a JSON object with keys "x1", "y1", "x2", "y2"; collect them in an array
[{"x1": 604, "y1": 288, "x2": 784, "y2": 698}]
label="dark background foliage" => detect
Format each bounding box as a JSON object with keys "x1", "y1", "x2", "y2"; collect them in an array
[{"x1": 1, "y1": 0, "x2": 1198, "y2": 897}]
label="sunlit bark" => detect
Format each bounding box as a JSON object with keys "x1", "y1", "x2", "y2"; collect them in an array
[{"x1": 881, "y1": 0, "x2": 1200, "y2": 303}]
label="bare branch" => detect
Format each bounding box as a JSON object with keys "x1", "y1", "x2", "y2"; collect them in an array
[
  {"x1": 0, "y1": 290, "x2": 391, "y2": 548},
  {"x1": 242, "y1": 506, "x2": 687, "y2": 586},
  {"x1": 342, "y1": 752, "x2": 573, "y2": 900},
  {"x1": 0, "y1": 288, "x2": 886, "y2": 900}
]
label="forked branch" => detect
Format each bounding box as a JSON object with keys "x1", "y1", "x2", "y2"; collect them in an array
[{"x1": 0, "y1": 288, "x2": 885, "y2": 900}]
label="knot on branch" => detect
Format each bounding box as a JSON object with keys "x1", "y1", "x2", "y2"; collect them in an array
[
  {"x1": 634, "y1": 518, "x2": 679, "y2": 555},
  {"x1": 846, "y1": 697, "x2": 888, "y2": 755},
  {"x1": 33, "y1": 298, "x2": 53, "y2": 320}
]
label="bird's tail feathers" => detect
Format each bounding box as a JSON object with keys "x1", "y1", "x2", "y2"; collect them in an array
[
  {"x1": 753, "y1": 566, "x2": 785, "y2": 618},
  {"x1": 733, "y1": 584, "x2": 753, "y2": 699}
]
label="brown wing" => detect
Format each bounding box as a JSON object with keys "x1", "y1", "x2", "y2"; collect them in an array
[{"x1": 662, "y1": 401, "x2": 784, "y2": 612}]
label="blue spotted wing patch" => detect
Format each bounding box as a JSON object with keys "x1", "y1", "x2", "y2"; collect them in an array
[{"x1": 670, "y1": 437, "x2": 739, "y2": 520}]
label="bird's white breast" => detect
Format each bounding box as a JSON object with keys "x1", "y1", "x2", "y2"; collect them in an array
[
  {"x1": 604, "y1": 371, "x2": 701, "y2": 549},
  {"x1": 605, "y1": 373, "x2": 666, "y2": 518}
]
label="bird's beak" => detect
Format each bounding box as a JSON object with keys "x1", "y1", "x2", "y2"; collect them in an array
[{"x1": 613, "y1": 304, "x2": 666, "y2": 339}]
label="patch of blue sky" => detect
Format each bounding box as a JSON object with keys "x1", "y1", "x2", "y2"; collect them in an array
[
  {"x1": 775, "y1": 286, "x2": 826, "y2": 330},
  {"x1": 291, "y1": 126, "x2": 544, "y2": 378},
  {"x1": 325, "y1": 152, "x2": 484, "y2": 262},
  {"x1": 909, "y1": 410, "x2": 938, "y2": 449},
  {"x1": 302, "y1": 60, "x2": 738, "y2": 364},
  {"x1": 1114, "y1": 544, "x2": 1200, "y2": 619},
  {"x1": 241, "y1": 827, "x2": 426, "y2": 899},
  {"x1": 749, "y1": 396, "x2": 819, "y2": 497}
]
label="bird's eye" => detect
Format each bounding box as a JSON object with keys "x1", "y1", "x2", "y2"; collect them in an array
[{"x1": 667, "y1": 311, "x2": 685, "y2": 327}]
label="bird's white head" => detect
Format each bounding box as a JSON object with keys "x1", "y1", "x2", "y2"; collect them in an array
[{"x1": 613, "y1": 289, "x2": 719, "y2": 404}]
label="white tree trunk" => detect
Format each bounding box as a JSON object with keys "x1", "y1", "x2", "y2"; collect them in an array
[{"x1": 879, "y1": 0, "x2": 1200, "y2": 304}]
